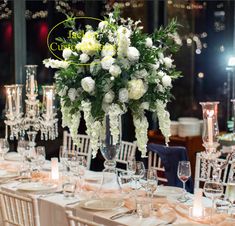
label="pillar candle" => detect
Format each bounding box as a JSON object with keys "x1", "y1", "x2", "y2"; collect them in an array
[
  {"x1": 8, "y1": 94, "x2": 13, "y2": 116},
  {"x1": 192, "y1": 188, "x2": 203, "y2": 218},
  {"x1": 30, "y1": 75, "x2": 35, "y2": 95},
  {"x1": 16, "y1": 87, "x2": 20, "y2": 115},
  {"x1": 51, "y1": 157, "x2": 59, "y2": 180},
  {"x1": 46, "y1": 91, "x2": 53, "y2": 118}
]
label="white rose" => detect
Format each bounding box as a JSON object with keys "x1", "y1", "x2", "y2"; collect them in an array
[
  {"x1": 81, "y1": 77, "x2": 95, "y2": 93},
  {"x1": 101, "y1": 44, "x2": 116, "y2": 57},
  {"x1": 117, "y1": 26, "x2": 131, "y2": 37},
  {"x1": 103, "y1": 91, "x2": 115, "y2": 103},
  {"x1": 162, "y1": 75, "x2": 172, "y2": 87},
  {"x1": 127, "y1": 47, "x2": 140, "y2": 61},
  {"x1": 119, "y1": 88, "x2": 129, "y2": 103},
  {"x1": 79, "y1": 53, "x2": 90, "y2": 63},
  {"x1": 163, "y1": 57, "x2": 173, "y2": 68},
  {"x1": 145, "y1": 37, "x2": 153, "y2": 48},
  {"x1": 128, "y1": 79, "x2": 146, "y2": 100},
  {"x1": 98, "y1": 21, "x2": 108, "y2": 30},
  {"x1": 62, "y1": 48, "x2": 72, "y2": 60},
  {"x1": 101, "y1": 56, "x2": 115, "y2": 70},
  {"x1": 109, "y1": 65, "x2": 121, "y2": 77}
]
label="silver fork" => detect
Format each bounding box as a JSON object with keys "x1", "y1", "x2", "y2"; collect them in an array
[{"x1": 155, "y1": 216, "x2": 177, "y2": 226}]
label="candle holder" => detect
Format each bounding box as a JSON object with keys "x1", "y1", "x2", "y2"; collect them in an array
[
  {"x1": 189, "y1": 206, "x2": 206, "y2": 220},
  {"x1": 200, "y1": 102, "x2": 220, "y2": 159},
  {"x1": 4, "y1": 65, "x2": 58, "y2": 144}
]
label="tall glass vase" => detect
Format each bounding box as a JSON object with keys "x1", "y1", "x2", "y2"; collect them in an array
[
  {"x1": 99, "y1": 114, "x2": 122, "y2": 195},
  {"x1": 200, "y1": 102, "x2": 220, "y2": 157}
]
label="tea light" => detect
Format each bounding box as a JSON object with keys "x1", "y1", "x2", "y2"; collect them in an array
[
  {"x1": 51, "y1": 157, "x2": 59, "y2": 180},
  {"x1": 191, "y1": 188, "x2": 204, "y2": 218}
]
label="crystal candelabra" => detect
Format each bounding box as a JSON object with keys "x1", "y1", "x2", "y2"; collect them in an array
[
  {"x1": 4, "y1": 65, "x2": 58, "y2": 147},
  {"x1": 200, "y1": 101, "x2": 235, "y2": 180}
]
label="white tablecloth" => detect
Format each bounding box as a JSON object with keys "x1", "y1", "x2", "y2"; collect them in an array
[{"x1": 0, "y1": 160, "x2": 214, "y2": 226}]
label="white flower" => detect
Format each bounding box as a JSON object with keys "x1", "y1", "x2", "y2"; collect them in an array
[
  {"x1": 163, "y1": 57, "x2": 173, "y2": 68},
  {"x1": 127, "y1": 47, "x2": 140, "y2": 61},
  {"x1": 119, "y1": 88, "x2": 129, "y2": 103},
  {"x1": 162, "y1": 75, "x2": 172, "y2": 87},
  {"x1": 68, "y1": 88, "x2": 77, "y2": 101},
  {"x1": 118, "y1": 58, "x2": 130, "y2": 70},
  {"x1": 101, "y1": 56, "x2": 115, "y2": 70},
  {"x1": 128, "y1": 79, "x2": 146, "y2": 100},
  {"x1": 103, "y1": 91, "x2": 115, "y2": 103},
  {"x1": 158, "y1": 71, "x2": 165, "y2": 77},
  {"x1": 101, "y1": 44, "x2": 116, "y2": 57},
  {"x1": 134, "y1": 69, "x2": 148, "y2": 78},
  {"x1": 58, "y1": 86, "x2": 68, "y2": 97},
  {"x1": 79, "y1": 53, "x2": 90, "y2": 63},
  {"x1": 158, "y1": 52, "x2": 164, "y2": 60},
  {"x1": 81, "y1": 77, "x2": 95, "y2": 93},
  {"x1": 145, "y1": 37, "x2": 153, "y2": 48},
  {"x1": 109, "y1": 64, "x2": 121, "y2": 77},
  {"x1": 62, "y1": 48, "x2": 72, "y2": 60},
  {"x1": 140, "y1": 102, "x2": 149, "y2": 110},
  {"x1": 117, "y1": 26, "x2": 131, "y2": 38},
  {"x1": 98, "y1": 21, "x2": 108, "y2": 30},
  {"x1": 43, "y1": 58, "x2": 69, "y2": 69},
  {"x1": 151, "y1": 60, "x2": 160, "y2": 70}
]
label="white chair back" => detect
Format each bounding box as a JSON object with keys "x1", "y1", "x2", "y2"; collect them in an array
[
  {"x1": 63, "y1": 131, "x2": 92, "y2": 169},
  {"x1": 66, "y1": 211, "x2": 103, "y2": 226},
  {"x1": 194, "y1": 152, "x2": 233, "y2": 190},
  {"x1": 0, "y1": 190, "x2": 40, "y2": 226},
  {"x1": 116, "y1": 141, "x2": 137, "y2": 172},
  {"x1": 148, "y1": 151, "x2": 168, "y2": 183}
]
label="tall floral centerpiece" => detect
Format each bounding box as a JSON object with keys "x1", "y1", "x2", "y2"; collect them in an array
[{"x1": 43, "y1": 8, "x2": 181, "y2": 157}]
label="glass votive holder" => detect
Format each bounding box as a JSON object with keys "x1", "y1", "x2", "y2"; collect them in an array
[
  {"x1": 215, "y1": 196, "x2": 230, "y2": 214},
  {"x1": 189, "y1": 207, "x2": 206, "y2": 219},
  {"x1": 136, "y1": 196, "x2": 151, "y2": 218},
  {"x1": 63, "y1": 182, "x2": 76, "y2": 198}
]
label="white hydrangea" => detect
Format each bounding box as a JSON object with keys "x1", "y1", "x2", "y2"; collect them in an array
[
  {"x1": 133, "y1": 114, "x2": 149, "y2": 157},
  {"x1": 68, "y1": 88, "x2": 77, "y2": 101},
  {"x1": 127, "y1": 47, "x2": 140, "y2": 61},
  {"x1": 109, "y1": 64, "x2": 121, "y2": 77},
  {"x1": 118, "y1": 58, "x2": 130, "y2": 70},
  {"x1": 163, "y1": 57, "x2": 173, "y2": 68},
  {"x1": 119, "y1": 88, "x2": 129, "y2": 103},
  {"x1": 43, "y1": 58, "x2": 69, "y2": 69},
  {"x1": 128, "y1": 79, "x2": 146, "y2": 100},
  {"x1": 108, "y1": 104, "x2": 125, "y2": 145},
  {"x1": 101, "y1": 44, "x2": 116, "y2": 57},
  {"x1": 134, "y1": 69, "x2": 148, "y2": 78},
  {"x1": 103, "y1": 91, "x2": 115, "y2": 103},
  {"x1": 79, "y1": 53, "x2": 90, "y2": 63},
  {"x1": 101, "y1": 56, "x2": 115, "y2": 70},
  {"x1": 145, "y1": 37, "x2": 153, "y2": 48},
  {"x1": 162, "y1": 75, "x2": 172, "y2": 87},
  {"x1": 81, "y1": 77, "x2": 95, "y2": 93},
  {"x1": 156, "y1": 100, "x2": 171, "y2": 143},
  {"x1": 62, "y1": 48, "x2": 72, "y2": 60}
]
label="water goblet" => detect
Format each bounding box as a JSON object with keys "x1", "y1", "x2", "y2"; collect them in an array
[
  {"x1": 36, "y1": 146, "x2": 46, "y2": 170},
  {"x1": 203, "y1": 179, "x2": 223, "y2": 224},
  {"x1": 177, "y1": 161, "x2": 191, "y2": 202},
  {"x1": 118, "y1": 171, "x2": 132, "y2": 195}
]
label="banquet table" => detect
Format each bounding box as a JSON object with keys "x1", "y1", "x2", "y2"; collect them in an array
[{"x1": 0, "y1": 158, "x2": 233, "y2": 226}]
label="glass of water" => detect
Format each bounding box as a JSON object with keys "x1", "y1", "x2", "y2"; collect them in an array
[{"x1": 63, "y1": 174, "x2": 77, "y2": 198}]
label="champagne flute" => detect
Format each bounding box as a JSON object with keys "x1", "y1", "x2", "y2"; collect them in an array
[
  {"x1": 177, "y1": 161, "x2": 191, "y2": 202},
  {"x1": 204, "y1": 179, "x2": 223, "y2": 224}
]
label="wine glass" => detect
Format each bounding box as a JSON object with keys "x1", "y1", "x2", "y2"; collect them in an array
[
  {"x1": 147, "y1": 168, "x2": 158, "y2": 200},
  {"x1": 129, "y1": 161, "x2": 145, "y2": 191},
  {"x1": 0, "y1": 138, "x2": 9, "y2": 160},
  {"x1": 204, "y1": 179, "x2": 223, "y2": 224},
  {"x1": 118, "y1": 171, "x2": 132, "y2": 195},
  {"x1": 226, "y1": 176, "x2": 235, "y2": 217},
  {"x1": 177, "y1": 161, "x2": 191, "y2": 202},
  {"x1": 59, "y1": 146, "x2": 69, "y2": 172},
  {"x1": 17, "y1": 138, "x2": 29, "y2": 161}
]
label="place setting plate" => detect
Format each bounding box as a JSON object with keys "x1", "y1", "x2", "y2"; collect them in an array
[
  {"x1": 155, "y1": 186, "x2": 184, "y2": 198},
  {"x1": 78, "y1": 198, "x2": 124, "y2": 211},
  {"x1": 4, "y1": 152, "x2": 22, "y2": 161},
  {"x1": 0, "y1": 169, "x2": 19, "y2": 179},
  {"x1": 16, "y1": 182, "x2": 58, "y2": 193}
]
